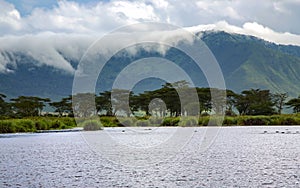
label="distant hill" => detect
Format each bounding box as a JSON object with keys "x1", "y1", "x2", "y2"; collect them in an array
[
  {"x1": 201, "y1": 31, "x2": 300, "y2": 96},
  {"x1": 0, "y1": 31, "x2": 300, "y2": 100},
  {"x1": 0, "y1": 52, "x2": 74, "y2": 100}
]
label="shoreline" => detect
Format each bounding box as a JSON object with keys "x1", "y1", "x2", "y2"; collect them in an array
[{"x1": 1, "y1": 125, "x2": 300, "y2": 136}]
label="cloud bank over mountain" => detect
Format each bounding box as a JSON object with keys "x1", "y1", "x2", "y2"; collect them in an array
[{"x1": 1, "y1": 0, "x2": 300, "y2": 73}]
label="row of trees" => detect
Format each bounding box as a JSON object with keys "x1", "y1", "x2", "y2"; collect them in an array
[
  {"x1": 95, "y1": 85, "x2": 299, "y2": 117},
  {"x1": 1, "y1": 81, "x2": 300, "y2": 118}
]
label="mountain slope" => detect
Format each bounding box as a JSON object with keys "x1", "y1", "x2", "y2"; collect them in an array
[
  {"x1": 0, "y1": 31, "x2": 300, "y2": 99},
  {"x1": 201, "y1": 31, "x2": 300, "y2": 96},
  {"x1": 0, "y1": 52, "x2": 73, "y2": 99}
]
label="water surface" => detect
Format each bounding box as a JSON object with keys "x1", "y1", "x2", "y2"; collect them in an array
[{"x1": 0, "y1": 126, "x2": 299, "y2": 187}]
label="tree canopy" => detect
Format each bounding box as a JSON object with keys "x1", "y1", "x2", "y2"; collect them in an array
[
  {"x1": 286, "y1": 95, "x2": 300, "y2": 113},
  {"x1": 0, "y1": 81, "x2": 299, "y2": 119}
]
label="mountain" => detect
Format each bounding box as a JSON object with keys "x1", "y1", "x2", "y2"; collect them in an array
[
  {"x1": 0, "y1": 52, "x2": 74, "y2": 100},
  {"x1": 0, "y1": 31, "x2": 300, "y2": 100},
  {"x1": 201, "y1": 31, "x2": 300, "y2": 96}
]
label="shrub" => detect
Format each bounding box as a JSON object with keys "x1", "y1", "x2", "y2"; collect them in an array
[
  {"x1": 198, "y1": 116, "x2": 209, "y2": 126},
  {"x1": 136, "y1": 116, "x2": 150, "y2": 121},
  {"x1": 223, "y1": 116, "x2": 237, "y2": 126},
  {"x1": 162, "y1": 117, "x2": 180, "y2": 126},
  {"x1": 15, "y1": 119, "x2": 36, "y2": 132},
  {"x1": 281, "y1": 117, "x2": 297, "y2": 125},
  {"x1": 50, "y1": 120, "x2": 62, "y2": 129},
  {"x1": 238, "y1": 116, "x2": 271, "y2": 125},
  {"x1": 59, "y1": 117, "x2": 76, "y2": 128},
  {"x1": 100, "y1": 116, "x2": 119, "y2": 127},
  {"x1": 82, "y1": 120, "x2": 103, "y2": 131},
  {"x1": 268, "y1": 115, "x2": 286, "y2": 125},
  {"x1": 35, "y1": 119, "x2": 49, "y2": 130},
  {"x1": 0, "y1": 120, "x2": 15, "y2": 133}
]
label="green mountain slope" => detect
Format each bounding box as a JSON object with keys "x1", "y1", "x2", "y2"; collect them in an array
[{"x1": 201, "y1": 31, "x2": 300, "y2": 96}]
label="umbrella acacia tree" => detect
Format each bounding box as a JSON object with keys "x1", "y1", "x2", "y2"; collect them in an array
[
  {"x1": 49, "y1": 96, "x2": 73, "y2": 117},
  {"x1": 286, "y1": 95, "x2": 300, "y2": 113},
  {"x1": 10, "y1": 96, "x2": 50, "y2": 117}
]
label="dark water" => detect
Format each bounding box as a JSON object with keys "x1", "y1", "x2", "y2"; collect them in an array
[{"x1": 0, "y1": 126, "x2": 299, "y2": 187}]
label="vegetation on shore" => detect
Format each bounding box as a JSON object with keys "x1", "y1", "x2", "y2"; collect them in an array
[
  {"x1": 0, "y1": 114, "x2": 300, "y2": 133},
  {"x1": 98, "y1": 114, "x2": 300, "y2": 127},
  {"x1": 0, "y1": 117, "x2": 76, "y2": 133},
  {"x1": 1, "y1": 81, "x2": 300, "y2": 133}
]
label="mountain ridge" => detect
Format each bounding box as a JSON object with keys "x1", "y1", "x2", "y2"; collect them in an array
[
  {"x1": 201, "y1": 31, "x2": 300, "y2": 96},
  {"x1": 0, "y1": 31, "x2": 300, "y2": 99}
]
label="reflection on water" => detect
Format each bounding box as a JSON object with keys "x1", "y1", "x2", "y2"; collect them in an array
[{"x1": 0, "y1": 126, "x2": 299, "y2": 187}]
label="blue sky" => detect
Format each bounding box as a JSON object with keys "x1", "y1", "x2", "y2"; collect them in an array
[
  {"x1": 6, "y1": 0, "x2": 101, "y2": 15},
  {"x1": 1, "y1": 0, "x2": 300, "y2": 42},
  {"x1": 6, "y1": 0, "x2": 60, "y2": 15},
  {"x1": 1, "y1": 0, "x2": 300, "y2": 36}
]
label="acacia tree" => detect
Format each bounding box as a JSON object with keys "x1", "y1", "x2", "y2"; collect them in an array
[
  {"x1": 110, "y1": 89, "x2": 133, "y2": 117},
  {"x1": 128, "y1": 82, "x2": 184, "y2": 117},
  {"x1": 286, "y1": 95, "x2": 300, "y2": 113},
  {"x1": 273, "y1": 92, "x2": 288, "y2": 114},
  {"x1": 210, "y1": 88, "x2": 227, "y2": 115},
  {"x1": 10, "y1": 96, "x2": 50, "y2": 117},
  {"x1": 235, "y1": 89, "x2": 275, "y2": 115},
  {"x1": 196, "y1": 87, "x2": 212, "y2": 114},
  {"x1": 49, "y1": 96, "x2": 73, "y2": 117},
  {"x1": 158, "y1": 83, "x2": 181, "y2": 116},
  {"x1": 148, "y1": 98, "x2": 167, "y2": 117},
  {"x1": 0, "y1": 93, "x2": 11, "y2": 117},
  {"x1": 131, "y1": 91, "x2": 152, "y2": 116},
  {"x1": 225, "y1": 89, "x2": 238, "y2": 116},
  {"x1": 96, "y1": 91, "x2": 113, "y2": 116},
  {"x1": 0, "y1": 94, "x2": 6, "y2": 115},
  {"x1": 72, "y1": 93, "x2": 96, "y2": 117}
]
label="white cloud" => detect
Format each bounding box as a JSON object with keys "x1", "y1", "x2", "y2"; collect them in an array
[
  {"x1": 109, "y1": 1, "x2": 160, "y2": 22},
  {"x1": 0, "y1": 0, "x2": 24, "y2": 35},
  {"x1": 187, "y1": 21, "x2": 300, "y2": 46},
  {"x1": 1, "y1": 0, "x2": 300, "y2": 73},
  {"x1": 0, "y1": 33, "x2": 96, "y2": 73},
  {"x1": 1, "y1": 0, "x2": 300, "y2": 35},
  {"x1": 150, "y1": 0, "x2": 169, "y2": 9}
]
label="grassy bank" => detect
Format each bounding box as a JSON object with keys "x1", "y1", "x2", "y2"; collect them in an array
[
  {"x1": 222, "y1": 114, "x2": 300, "y2": 126},
  {"x1": 0, "y1": 117, "x2": 77, "y2": 133},
  {"x1": 98, "y1": 114, "x2": 300, "y2": 127},
  {"x1": 1, "y1": 114, "x2": 299, "y2": 133}
]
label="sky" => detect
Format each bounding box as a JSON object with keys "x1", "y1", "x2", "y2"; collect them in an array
[
  {"x1": 2, "y1": 0, "x2": 300, "y2": 35},
  {"x1": 1, "y1": 0, "x2": 300, "y2": 73}
]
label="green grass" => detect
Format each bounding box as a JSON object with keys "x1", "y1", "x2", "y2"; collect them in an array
[
  {"x1": 82, "y1": 120, "x2": 103, "y2": 131},
  {"x1": 0, "y1": 117, "x2": 77, "y2": 133},
  {"x1": 235, "y1": 114, "x2": 300, "y2": 126},
  {"x1": 1, "y1": 114, "x2": 299, "y2": 133}
]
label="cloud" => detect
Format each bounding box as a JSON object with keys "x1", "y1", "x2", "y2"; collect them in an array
[
  {"x1": 1, "y1": 20, "x2": 299, "y2": 74},
  {"x1": 0, "y1": 0, "x2": 24, "y2": 35},
  {"x1": 1, "y1": 0, "x2": 300, "y2": 73},
  {"x1": 1, "y1": 0, "x2": 166, "y2": 35},
  {"x1": 187, "y1": 21, "x2": 300, "y2": 46},
  {"x1": 1, "y1": 0, "x2": 300, "y2": 36},
  {"x1": 0, "y1": 33, "x2": 95, "y2": 73},
  {"x1": 0, "y1": 0, "x2": 299, "y2": 35}
]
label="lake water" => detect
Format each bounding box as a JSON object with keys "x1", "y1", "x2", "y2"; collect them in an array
[{"x1": 0, "y1": 126, "x2": 299, "y2": 187}]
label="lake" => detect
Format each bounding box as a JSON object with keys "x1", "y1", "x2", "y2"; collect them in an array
[{"x1": 0, "y1": 126, "x2": 299, "y2": 187}]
